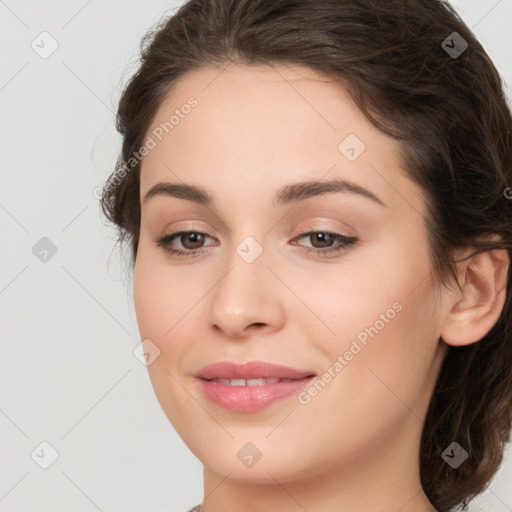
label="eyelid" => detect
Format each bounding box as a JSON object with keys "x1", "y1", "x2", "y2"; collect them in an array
[
  {"x1": 162, "y1": 221, "x2": 215, "y2": 235},
  {"x1": 159, "y1": 220, "x2": 355, "y2": 242},
  {"x1": 294, "y1": 222, "x2": 353, "y2": 237}
]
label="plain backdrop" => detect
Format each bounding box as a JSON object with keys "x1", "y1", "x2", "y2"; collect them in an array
[{"x1": 0, "y1": 1, "x2": 511, "y2": 511}]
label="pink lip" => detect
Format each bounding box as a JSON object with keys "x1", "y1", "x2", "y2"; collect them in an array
[{"x1": 195, "y1": 361, "x2": 316, "y2": 412}]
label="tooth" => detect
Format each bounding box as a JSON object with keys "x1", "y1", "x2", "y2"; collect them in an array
[
  {"x1": 246, "y1": 378, "x2": 266, "y2": 386},
  {"x1": 229, "y1": 379, "x2": 246, "y2": 386},
  {"x1": 210, "y1": 377, "x2": 292, "y2": 386}
]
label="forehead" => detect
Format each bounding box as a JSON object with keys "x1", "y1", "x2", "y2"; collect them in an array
[{"x1": 139, "y1": 62, "x2": 423, "y2": 214}]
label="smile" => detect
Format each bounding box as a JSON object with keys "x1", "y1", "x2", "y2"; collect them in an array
[{"x1": 208, "y1": 377, "x2": 296, "y2": 386}]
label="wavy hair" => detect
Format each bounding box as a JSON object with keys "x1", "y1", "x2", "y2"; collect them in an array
[{"x1": 99, "y1": 1, "x2": 512, "y2": 510}]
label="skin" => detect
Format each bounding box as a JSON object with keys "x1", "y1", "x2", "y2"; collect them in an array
[{"x1": 133, "y1": 62, "x2": 509, "y2": 512}]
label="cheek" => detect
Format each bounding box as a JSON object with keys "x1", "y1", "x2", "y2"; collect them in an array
[
  {"x1": 133, "y1": 257, "x2": 161, "y2": 340},
  {"x1": 134, "y1": 229, "x2": 187, "y2": 332},
  {"x1": 326, "y1": 260, "x2": 439, "y2": 419},
  {"x1": 133, "y1": 248, "x2": 182, "y2": 352},
  {"x1": 133, "y1": 253, "x2": 197, "y2": 425},
  {"x1": 310, "y1": 234, "x2": 436, "y2": 381},
  {"x1": 286, "y1": 242, "x2": 425, "y2": 342},
  {"x1": 133, "y1": 247, "x2": 208, "y2": 366}
]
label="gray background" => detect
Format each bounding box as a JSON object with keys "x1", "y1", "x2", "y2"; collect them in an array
[{"x1": 0, "y1": 1, "x2": 511, "y2": 511}]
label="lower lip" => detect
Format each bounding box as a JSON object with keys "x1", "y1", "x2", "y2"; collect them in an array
[{"x1": 197, "y1": 377, "x2": 316, "y2": 412}]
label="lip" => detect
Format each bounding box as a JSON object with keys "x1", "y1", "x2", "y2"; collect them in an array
[
  {"x1": 195, "y1": 360, "x2": 316, "y2": 412},
  {"x1": 196, "y1": 360, "x2": 315, "y2": 380}
]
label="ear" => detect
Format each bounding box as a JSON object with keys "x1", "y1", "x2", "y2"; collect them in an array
[{"x1": 440, "y1": 246, "x2": 509, "y2": 347}]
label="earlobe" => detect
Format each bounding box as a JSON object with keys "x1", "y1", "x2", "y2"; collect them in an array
[{"x1": 440, "y1": 248, "x2": 510, "y2": 347}]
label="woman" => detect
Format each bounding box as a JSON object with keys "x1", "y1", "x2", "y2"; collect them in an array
[{"x1": 100, "y1": 1, "x2": 512, "y2": 511}]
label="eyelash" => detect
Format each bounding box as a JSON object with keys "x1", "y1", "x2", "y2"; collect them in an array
[{"x1": 153, "y1": 229, "x2": 358, "y2": 259}]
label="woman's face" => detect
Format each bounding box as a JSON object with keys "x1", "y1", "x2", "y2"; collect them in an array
[{"x1": 134, "y1": 63, "x2": 449, "y2": 485}]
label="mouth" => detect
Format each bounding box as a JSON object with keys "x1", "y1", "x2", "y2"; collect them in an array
[
  {"x1": 195, "y1": 360, "x2": 317, "y2": 412},
  {"x1": 205, "y1": 377, "x2": 301, "y2": 386}
]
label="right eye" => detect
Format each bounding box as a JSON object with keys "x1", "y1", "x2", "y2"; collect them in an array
[{"x1": 153, "y1": 231, "x2": 217, "y2": 258}]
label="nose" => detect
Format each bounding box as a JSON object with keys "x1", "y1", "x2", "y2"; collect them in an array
[{"x1": 208, "y1": 241, "x2": 286, "y2": 339}]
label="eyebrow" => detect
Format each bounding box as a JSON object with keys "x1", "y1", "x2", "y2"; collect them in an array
[{"x1": 142, "y1": 178, "x2": 388, "y2": 208}]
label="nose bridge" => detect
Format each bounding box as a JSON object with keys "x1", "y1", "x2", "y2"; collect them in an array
[
  {"x1": 207, "y1": 231, "x2": 285, "y2": 337},
  {"x1": 214, "y1": 232, "x2": 269, "y2": 309}
]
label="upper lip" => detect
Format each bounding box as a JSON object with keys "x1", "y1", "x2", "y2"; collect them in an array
[{"x1": 196, "y1": 361, "x2": 316, "y2": 380}]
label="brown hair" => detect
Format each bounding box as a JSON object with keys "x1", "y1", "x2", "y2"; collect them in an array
[{"x1": 99, "y1": 1, "x2": 512, "y2": 510}]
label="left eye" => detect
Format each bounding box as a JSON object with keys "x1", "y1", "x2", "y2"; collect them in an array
[
  {"x1": 292, "y1": 231, "x2": 358, "y2": 255},
  {"x1": 154, "y1": 230, "x2": 358, "y2": 258}
]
